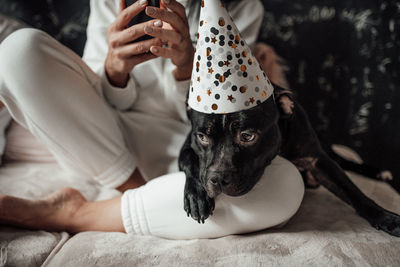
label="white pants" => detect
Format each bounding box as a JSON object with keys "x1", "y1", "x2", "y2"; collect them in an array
[{"x1": 0, "y1": 29, "x2": 304, "y2": 239}]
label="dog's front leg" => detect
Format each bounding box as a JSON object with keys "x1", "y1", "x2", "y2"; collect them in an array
[
  {"x1": 179, "y1": 136, "x2": 215, "y2": 224},
  {"x1": 312, "y1": 153, "x2": 400, "y2": 237}
]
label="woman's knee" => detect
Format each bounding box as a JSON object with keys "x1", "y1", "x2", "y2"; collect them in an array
[
  {"x1": 0, "y1": 29, "x2": 56, "y2": 97},
  {"x1": 0, "y1": 28, "x2": 49, "y2": 66}
]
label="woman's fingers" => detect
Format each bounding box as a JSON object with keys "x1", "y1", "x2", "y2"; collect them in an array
[
  {"x1": 150, "y1": 45, "x2": 178, "y2": 59},
  {"x1": 145, "y1": 6, "x2": 188, "y2": 36},
  {"x1": 128, "y1": 52, "x2": 158, "y2": 68},
  {"x1": 118, "y1": 0, "x2": 126, "y2": 14},
  {"x1": 160, "y1": 0, "x2": 188, "y2": 25},
  {"x1": 116, "y1": 38, "x2": 162, "y2": 58},
  {"x1": 144, "y1": 0, "x2": 193, "y2": 80},
  {"x1": 144, "y1": 25, "x2": 183, "y2": 46},
  {"x1": 114, "y1": 0, "x2": 148, "y2": 30},
  {"x1": 111, "y1": 19, "x2": 163, "y2": 47}
]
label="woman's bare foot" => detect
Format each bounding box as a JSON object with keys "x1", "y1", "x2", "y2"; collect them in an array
[{"x1": 0, "y1": 188, "x2": 87, "y2": 232}]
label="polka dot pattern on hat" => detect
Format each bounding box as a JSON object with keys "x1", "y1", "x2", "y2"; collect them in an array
[{"x1": 188, "y1": 0, "x2": 274, "y2": 114}]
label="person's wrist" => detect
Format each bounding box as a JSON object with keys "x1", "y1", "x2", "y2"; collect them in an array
[
  {"x1": 104, "y1": 55, "x2": 131, "y2": 88},
  {"x1": 173, "y1": 64, "x2": 192, "y2": 81},
  {"x1": 105, "y1": 67, "x2": 130, "y2": 88}
]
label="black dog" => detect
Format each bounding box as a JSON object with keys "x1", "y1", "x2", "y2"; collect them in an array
[{"x1": 178, "y1": 82, "x2": 400, "y2": 237}]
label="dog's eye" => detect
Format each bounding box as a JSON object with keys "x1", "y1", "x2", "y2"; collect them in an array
[
  {"x1": 196, "y1": 133, "x2": 210, "y2": 146},
  {"x1": 240, "y1": 131, "x2": 257, "y2": 143}
]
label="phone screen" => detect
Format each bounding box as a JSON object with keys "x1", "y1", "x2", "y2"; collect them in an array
[{"x1": 125, "y1": 0, "x2": 161, "y2": 42}]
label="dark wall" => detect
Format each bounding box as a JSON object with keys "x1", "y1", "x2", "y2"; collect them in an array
[
  {"x1": 0, "y1": 0, "x2": 399, "y2": 185},
  {"x1": 257, "y1": 0, "x2": 400, "y2": 187},
  {"x1": 0, "y1": 0, "x2": 90, "y2": 55}
]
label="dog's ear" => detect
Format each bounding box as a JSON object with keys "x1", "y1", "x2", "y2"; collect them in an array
[
  {"x1": 186, "y1": 106, "x2": 192, "y2": 119},
  {"x1": 186, "y1": 102, "x2": 193, "y2": 120},
  {"x1": 272, "y1": 82, "x2": 295, "y2": 119},
  {"x1": 185, "y1": 91, "x2": 193, "y2": 120}
]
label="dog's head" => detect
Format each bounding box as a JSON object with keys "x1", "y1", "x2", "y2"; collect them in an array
[{"x1": 187, "y1": 95, "x2": 282, "y2": 198}]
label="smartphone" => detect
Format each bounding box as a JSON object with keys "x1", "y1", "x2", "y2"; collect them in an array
[{"x1": 125, "y1": 0, "x2": 160, "y2": 42}]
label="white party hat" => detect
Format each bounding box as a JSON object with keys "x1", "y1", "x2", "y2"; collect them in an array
[{"x1": 188, "y1": 0, "x2": 274, "y2": 114}]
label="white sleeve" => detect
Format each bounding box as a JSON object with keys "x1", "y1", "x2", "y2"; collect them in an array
[
  {"x1": 82, "y1": 0, "x2": 137, "y2": 111},
  {"x1": 121, "y1": 156, "x2": 304, "y2": 240},
  {"x1": 164, "y1": 0, "x2": 265, "y2": 122}
]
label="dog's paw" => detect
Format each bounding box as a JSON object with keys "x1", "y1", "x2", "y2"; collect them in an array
[
  {"x1": 184, "y1": 184, "x2": 215, "y2": 224},
  {"x1": 371, "y1": 209, "x2": 400, "y2": 237}
]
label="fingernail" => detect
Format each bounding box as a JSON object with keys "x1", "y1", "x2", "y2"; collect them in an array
[
  {"x1": 146, "y1": 7, "x2": 154, "y2": 15},
  {"x1": 151, "y1": 47, "x2": 159, "y2": 53},
  {"x1": 140, "y1": 0, "x2": 147, "y2": 6},
  {"x1": 153, "y1": 20, "x2": 163, "y2": 27},
  {"x1": 145, "y1": 26, "x2": 153, "y2": 33},
  {"x1": 163, "y1": 0, "x2": 171, "y2": 4}
]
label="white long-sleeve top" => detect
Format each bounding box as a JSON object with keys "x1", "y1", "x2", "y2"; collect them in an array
[{"x1": 82, "y1": 0, "x2": 264, "y2": 123}]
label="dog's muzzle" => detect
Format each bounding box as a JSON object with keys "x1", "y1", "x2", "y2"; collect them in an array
[{"x1": 205, "y1": 171, "x2": 251, "y2": 198}]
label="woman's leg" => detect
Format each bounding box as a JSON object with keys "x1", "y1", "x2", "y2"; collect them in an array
[
  {"x1": 0, "y1": 156, "x2": 304, "y2": 239},
  {"x1": 0, "y1": 188, "x2": 124, "y2": 233},
  {"x1": 0, "y1": 29, "x2": 135, "y2": 188}
]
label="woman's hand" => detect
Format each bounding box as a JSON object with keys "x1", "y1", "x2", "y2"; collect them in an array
[
  {"x1": 105, "y1": 0, "x2": 164, "y2": 88},
  {"x1": 144, "y1": 0, "x2": 195, "y2": 81}
]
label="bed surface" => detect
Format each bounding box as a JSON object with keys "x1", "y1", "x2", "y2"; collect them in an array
[{"x1": 1, "y1": 158, "x2": 399, "y2": 266}]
